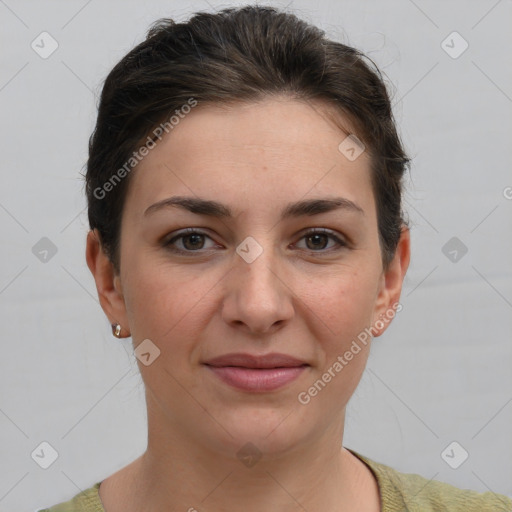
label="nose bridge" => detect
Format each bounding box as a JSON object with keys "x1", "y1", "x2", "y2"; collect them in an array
[
  {"x1": 222, "y1": 232, "x2": 294, "y2": 332},
  {"x1": 235, "y1": 233, "x2": 281, "y2": 294}
]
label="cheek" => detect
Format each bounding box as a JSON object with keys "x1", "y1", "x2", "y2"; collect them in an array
[
  {"x1": 296, "y1": 271, "x2": 377, "y2": 412},
  {"x1": 304, "y1": 267, "x2": 378, "y2": 344},
  {"x1": 121, "y1": 249, "x2": 221, "y2": 344}
]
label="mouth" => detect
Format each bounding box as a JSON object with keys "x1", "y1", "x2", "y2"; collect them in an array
[{"x1": 203, "y1": 353, "x2": 309, "y2": 392}]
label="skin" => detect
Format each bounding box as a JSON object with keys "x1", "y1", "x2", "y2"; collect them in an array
[{"x1": 86, "y1": 96, "x2": 410, "y2": 512}]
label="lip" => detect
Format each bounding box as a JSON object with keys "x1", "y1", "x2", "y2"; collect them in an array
[
  {"x1": 204, "y1": 352, "x2": 308, "y2": 368},
  {"x1": 203, "y1": 352, "x2": 309, "y2": 392}
]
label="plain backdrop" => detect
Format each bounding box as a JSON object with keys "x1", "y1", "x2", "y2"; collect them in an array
[{"x1": 0, "y1": 0, "x2": 511, "y2": 510}]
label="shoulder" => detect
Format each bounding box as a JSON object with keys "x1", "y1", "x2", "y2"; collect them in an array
[
  {"x1": 348, "y1": 449, "x2": 512, "y2": 512},
  {"x1": 36, "y1": 481, "x2": 104, "y2": 512}
]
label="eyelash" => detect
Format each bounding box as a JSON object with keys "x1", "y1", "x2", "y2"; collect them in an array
[{"x1": 163, "y1": 227, "x2": 347, "y2": 255}]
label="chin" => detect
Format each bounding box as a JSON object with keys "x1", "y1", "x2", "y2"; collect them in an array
[{"x1": 205, "y1": 406, "x2": 312, "y2": 461}]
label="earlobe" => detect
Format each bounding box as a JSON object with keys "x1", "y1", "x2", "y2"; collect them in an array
[
  {"x1": 85, "y1": 229, "x2": 129, "y2": 334},
  {"x1": 371, "y1": 226, "x2": 411, "y2": 337}
]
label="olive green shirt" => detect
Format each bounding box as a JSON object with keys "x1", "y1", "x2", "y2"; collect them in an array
[{"x1": 38, "y1": 449, "x2": 512, "y2": 511}]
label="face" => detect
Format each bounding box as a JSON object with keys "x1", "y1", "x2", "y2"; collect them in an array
[{"x1": 88, "y1": 97, "x2": 409, "y2": 459}]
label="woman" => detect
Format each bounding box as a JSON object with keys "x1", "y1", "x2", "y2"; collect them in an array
[{"x1": 40, "y1": 5, "x2": 511, "y2": 511}]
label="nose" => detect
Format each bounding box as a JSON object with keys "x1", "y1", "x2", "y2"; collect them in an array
[{"x1": 221, "y1": 238, "x2": 295, "y2": 335}]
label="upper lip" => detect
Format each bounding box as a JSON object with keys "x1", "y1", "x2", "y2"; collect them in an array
[{"x1": 203, "y1": 353, "x2": 308, "y2": 369}]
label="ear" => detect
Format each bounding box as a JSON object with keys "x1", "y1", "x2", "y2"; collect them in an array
[
  {"x1": 371, "y1": 226, "x2": 410, "y2": 337},
  {"x1": 85, "y1": 229, "x2": 130, "y2": 336}
]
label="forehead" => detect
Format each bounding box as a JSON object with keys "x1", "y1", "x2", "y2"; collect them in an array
[{"x1": 124, "y1": 97, "x2": 375, "y2": 219}]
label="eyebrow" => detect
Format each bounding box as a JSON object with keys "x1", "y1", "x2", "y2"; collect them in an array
[{"x1": 143, "y1": 195, "x2": 364, "y2": 220}]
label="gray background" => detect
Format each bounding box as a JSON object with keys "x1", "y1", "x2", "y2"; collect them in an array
[{"x1": 0, "y1": 0, "x2": 511, "y2": 510}]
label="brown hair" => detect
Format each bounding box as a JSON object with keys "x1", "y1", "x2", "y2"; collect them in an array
[{"x1": 85, "y1": 5, "x2": 410, "y2": 272}]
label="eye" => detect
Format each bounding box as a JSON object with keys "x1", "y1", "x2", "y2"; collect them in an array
[
  {"x1": 163, "y1": 227, "x2": 347, "y2": 255},
  {"x1": 163, "y1": 228, "x2": 219, "y2": 253},
  {"x1": 295, "y1": 228, "x2": 347, "y2": 252}
]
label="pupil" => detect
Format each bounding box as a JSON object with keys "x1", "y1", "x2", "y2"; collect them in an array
[
  {"x1": 185, "y1": 234, "x2": 203, "y2": 250},
  {"x1": 308, "y1": 234, "x2": 326, "y2": 250}
]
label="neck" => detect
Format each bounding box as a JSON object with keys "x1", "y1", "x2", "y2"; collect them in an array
[{"x1": 99, "y1": 398, "x2": 379, "y2": 512}]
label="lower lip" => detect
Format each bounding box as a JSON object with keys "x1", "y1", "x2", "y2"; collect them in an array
[{"x1": 205, "y1": 365, "x2": 308, "y2": 392}]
